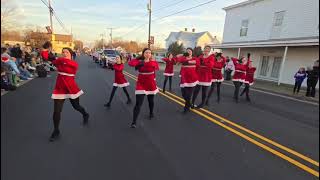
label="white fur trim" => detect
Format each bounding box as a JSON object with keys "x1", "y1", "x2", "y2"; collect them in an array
[
  {"x1": 211, "y1": 78, "x2": 224, "y2": 83},
  {"x1": 51, "y1": 90, "x2": 84, "y2": 99},
  {"x1": 198, "y1": 81, "x2": 212, "y2": 86},
  {"x1": 135, "y1": 88, "x2": 159, "y2": 95},
  {"x1": 180, "y1": 81, "x2": 199, "y2": 88},
  {"x1": 58, "y1": 72, "x2": 75, "y2": 76},
  {"x1": 113, "y1": 82, "x2": 130, "y2": 87},
  {"x1": 244, "y1": 81, "x2": 254, "y2": 86},
  {"x1": 163, "y1": 73, "x2": 174, "y2": 76},
  {"x1": 232, "y1": 79, "x2": 246, "y2": 83}
]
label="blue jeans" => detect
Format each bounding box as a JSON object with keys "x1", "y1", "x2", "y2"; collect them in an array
[{"x1": 20, "y1": 69, "x2": 32, "y2": 79}]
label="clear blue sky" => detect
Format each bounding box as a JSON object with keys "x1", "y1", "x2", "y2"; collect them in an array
[{"x1": 5, "y1": 0, "x2": 244, "y2": 47}]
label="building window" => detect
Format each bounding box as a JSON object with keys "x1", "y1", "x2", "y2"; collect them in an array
[
  {"x1": 240, "y1": 20, "x2": 249, "y2": 37},
  {"x1": 273, "y1": 11, "x2": 285, "y2": 27}
]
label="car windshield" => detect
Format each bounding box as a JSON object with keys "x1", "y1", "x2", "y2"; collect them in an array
[{"x1": 104, "y1": 50, "x2": 117, "y2": 57}]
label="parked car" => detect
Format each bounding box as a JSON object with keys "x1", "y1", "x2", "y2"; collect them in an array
[
  {"x1": 101, "y1": 49, "x2": 119, "y2": 69},
  {"x1": 155, "y1": 55, "x2": 165, "y2": 63}
]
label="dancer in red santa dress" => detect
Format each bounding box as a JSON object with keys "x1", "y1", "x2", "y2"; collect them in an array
[
  {"x1": 176, "y1": 48, "x2": 199, "y2": 113},
  {"x1": 104, "y1": 55, "x2": 132, "y2": 108},
  {"x1": 240, "y1": 59, "x2": 256, "y2": 102},
  {"x1": 231, "y1": 53, "x2": 250, "y2": 103},
  {"x1": 206, "y1": 52, "x2": 226, "y2": 105},
  {"x1": 191, "y1": 46, "x2": 214, "y2": 108},
  {"x1": 128, "y1": 48, "x2": 159, "y2": 128},
  {"x1": 49, "y1": 47, "x2": 89, "y2": 142},
  {"x1": 162, "y1": 53, "x2": 176, "y2": 93}
]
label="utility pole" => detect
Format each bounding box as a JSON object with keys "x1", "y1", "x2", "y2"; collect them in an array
[
  {"x1": 107, "y1": 28, "x2": 116, "y2": 49},
  {"x1": 147, "y1": 0, "x2": 152, "y2": 49},
  {"x1": 100, "y1": 33, "x2": 104, "y2": 49},
  {"x1": 48, "y1": 0, "x2": 54, "y2": 41},
  {"x1": 48, "y1": 0, "x2": 53, "y2": 34}
]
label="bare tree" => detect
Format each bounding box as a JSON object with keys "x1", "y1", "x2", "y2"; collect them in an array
[{"x1": 1, "y1": 0, "x2": 19, "y2": 32}]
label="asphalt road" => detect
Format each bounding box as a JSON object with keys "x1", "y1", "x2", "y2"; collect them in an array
[{"x1": 1, "y1": 55, "x2": 319, "y2": 180}]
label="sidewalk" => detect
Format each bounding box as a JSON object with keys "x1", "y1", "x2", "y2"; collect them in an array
[{"x1": 223, "y1": 79, "x2": 319, "y2": 103}]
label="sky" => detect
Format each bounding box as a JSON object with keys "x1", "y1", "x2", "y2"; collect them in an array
[{"x1": 2, "y1": 0, "x2": 244, "y2": 48}]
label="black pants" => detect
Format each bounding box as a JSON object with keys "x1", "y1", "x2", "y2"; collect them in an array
[
  {"x1": 163, "y1": 76, "x2": 173, "y2": 92},
  {"x1": 181, "y1": 87, "x2": 194, "y2": 110},
  {"x1": 52, "y1": 98, "x2": 88, "y2": 131},
  {"x1": 192, "y1": 85, "x2": 208, "y2": 106},
  {"x1": 225, "y1": 70, "x2": 233, "y2": 81},
  {"x1": 206, "y1": 82, "x2": 222, "y2": 103},
  {"x1": 240, "y1": 83, "x2": 250, "y2": 99},
  {"x1": 306, "y1": 78, "x2": 318, "y2": 97},
  {"x1": 293, "y1": 81, "x2": 302, "y2": 93},
  {"x1": 233, "y1": 81, "x2": 243, "y2": 101},
  {"x1": 132, "y1": 94, "x2": 154, "y2": 124},
  {"x1": 107, "y1": 86, "x2": 131, "y2": 104}
]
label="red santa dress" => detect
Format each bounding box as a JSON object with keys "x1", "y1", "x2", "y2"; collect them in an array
[
  {"x1": 197, "y1": 54, "x2": 214, "y2": 86},
  {"x1": 212, "y1": 56, "x2": 226, "y2": 83},
  {"x1": 51, "y1": 57, "x2": 83, "y2": 99},
  {"x1": 176, "y1": 56, "x2": 199, "y2": 88},
  {"x1": 162, "y1": 57, "x2": 176, "y2": 76},
  {"x1": 128, "y1": 59, "x2": 159, "y2": 95},
  {"x1": 113, "y1": 63, "x2": 129, "y2": 87}
]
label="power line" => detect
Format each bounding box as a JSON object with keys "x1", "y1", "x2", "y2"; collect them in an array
[
  {"x1": 153, "y1": 0, "x2": 186, "y2": 13},
  {"x1": 153, "y1": 0, "x2": 216, "y2": 22}
]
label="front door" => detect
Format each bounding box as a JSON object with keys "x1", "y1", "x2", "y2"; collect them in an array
[{"x1": 259, "y1": 56, "x2": 283, "y2": 81}]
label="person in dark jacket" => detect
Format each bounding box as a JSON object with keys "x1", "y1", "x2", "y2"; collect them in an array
[
  {"x1": 293, "y1": 67, "x2": 307, "y2": 94},
  {"x1": 306, "y1": 60, "x2": 319, "y2": 97}
]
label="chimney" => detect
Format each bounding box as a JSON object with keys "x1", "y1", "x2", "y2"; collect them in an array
[
  {"x1": 184, "y1": 28, "x2": 188, "y2": 32},
  {"x1": 192, "y1": 28, "x2": 195, "y2": 32}
]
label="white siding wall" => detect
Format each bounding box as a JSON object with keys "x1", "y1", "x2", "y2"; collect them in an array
[{"x1": 222, "y1": 0, "x2": 319, "y2": 43}]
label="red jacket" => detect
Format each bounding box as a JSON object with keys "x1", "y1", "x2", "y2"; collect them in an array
[
  {"x1": 51, "y1": 57, "x2": 83, "y2": 99},
  {"x1": 197, "y1": 54, "x2": 214, "y2": 86},
  {"x1": 113, "y1": 63, "x2": 129, "y2": 87},
  {"x1": 212, "y1": 56, "x2": 226, "y2": 82},
  {"x1": 128, "y1": 59, "x2": 159, "y2": 95},
  {"x1": 41, "y1": 50, "x2": 49, "y2": 61},
  {"x1": 176, "y1": 56, "x2": 199, "y2": 87}
]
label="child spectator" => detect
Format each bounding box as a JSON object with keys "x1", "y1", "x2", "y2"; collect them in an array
[{"x1": 293, "y1": 67, "x2": 307, "y2": 94}]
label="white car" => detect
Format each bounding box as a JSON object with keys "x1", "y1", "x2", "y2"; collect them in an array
[
  {"x1": 155, "y1": 56, "x2": 165, "y2": 63},
  {"x1": 101, "y1": 49, "x2": 119, "y2": 69}
]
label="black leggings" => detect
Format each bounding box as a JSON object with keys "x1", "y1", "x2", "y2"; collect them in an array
[
  {"x1": 293, "y1": 81, "x2": 302, "y2": 93},
  {"x1": 207, "y1": 82, "x2": 222, "y2": 102},
  {"x1": 53, "y1": 98, "x2": 88, "y2": 131},
  {"x1": 181, "y1": 87, "x2": 194, "y2": 110},
  {"x1": 107, "y1": 86, "x2": 131, "y2": 104},
  {"x1": 240, "y1": 83, "x2": 250, "y2": 98},
  {"x1": 163, "y1": 76, "x2": 173, "y2": 91},
  {"x1": 132, "y1": 94, "x2": 154, "y2": 124},
  {"x1": 192, "y1": 85, "x2": 208, "y2": 105},
  {"x1": 233, "y1": 81, "x2": 243, "y2": 101}
]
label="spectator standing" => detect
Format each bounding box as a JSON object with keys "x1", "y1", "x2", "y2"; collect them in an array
[
  {"x1": 224, "y1": 56, "x2": 235, "y2": 81},
  {"x1": 306, "y1": 60, "x2": 319, "y2": 97},
  {"x1": 293, "y1": 67, "x2": 307, "y2": 94}
]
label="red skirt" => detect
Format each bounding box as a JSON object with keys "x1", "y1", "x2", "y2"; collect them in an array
[
  {"x1": 114, "y1": 73, "x2": 129, "y2": 87},
  {"x1": 197, "y1": 66, "x2": 212, "y2": 86},
  {"x1": 212, "y1": 68, "x2": 224, "y2": 82},
  {"x1": 135, "y1": 72, "x2": 158, "y2": 95},
  {"x1": 180, "y1": 66, "x2": 198, "y2": 87},
  {"x1": 51, "y1": 73, "x2": 83, "y2": 99},
  {"x1": 244, "y1": 74, "x2": 254, "y2": 86},
  {"x1": 233, "y1": 71, "x2": 246, "y2": 82}
]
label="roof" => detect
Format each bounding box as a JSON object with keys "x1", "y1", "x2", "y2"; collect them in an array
[
  {"x1": 29, "y1": 32, "x2": 73, "y2": 42},
  {"x1": 223, "y1": 0, "x2": 264, "y2": 11},
  {"x1": 209, "y1": 36, "x2": 319, "y2": 48},
  {"x1": 165, "y1": 31, "x2": 214, "y2": 43}
]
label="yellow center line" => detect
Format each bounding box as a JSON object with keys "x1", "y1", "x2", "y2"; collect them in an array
[
  {"x1": 123, "y1": 71, "x2": 319, "y2": 177},
  {"x1": 162, "y1": 88, "x2": 319, "y2": 167},
  {"x1": 124, "y1": 71, "x2": 319, "y2": 167}
]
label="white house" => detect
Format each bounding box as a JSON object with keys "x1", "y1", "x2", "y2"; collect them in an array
[
  {"x1": 165, "y1": 28, "x2": 220, "y2": 49},
  {"x1": 211, "y1": 0, "x2": 319, "y2": 87}
]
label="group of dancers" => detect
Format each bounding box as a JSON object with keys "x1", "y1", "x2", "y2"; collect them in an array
[{"x1": 48, "y1": 44, "x2": 256, "y2": 141}]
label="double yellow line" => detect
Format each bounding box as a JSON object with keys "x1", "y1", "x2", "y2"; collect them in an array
[{"x1": 123, "y1": 71, "x2": 319, "y2": 177}]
